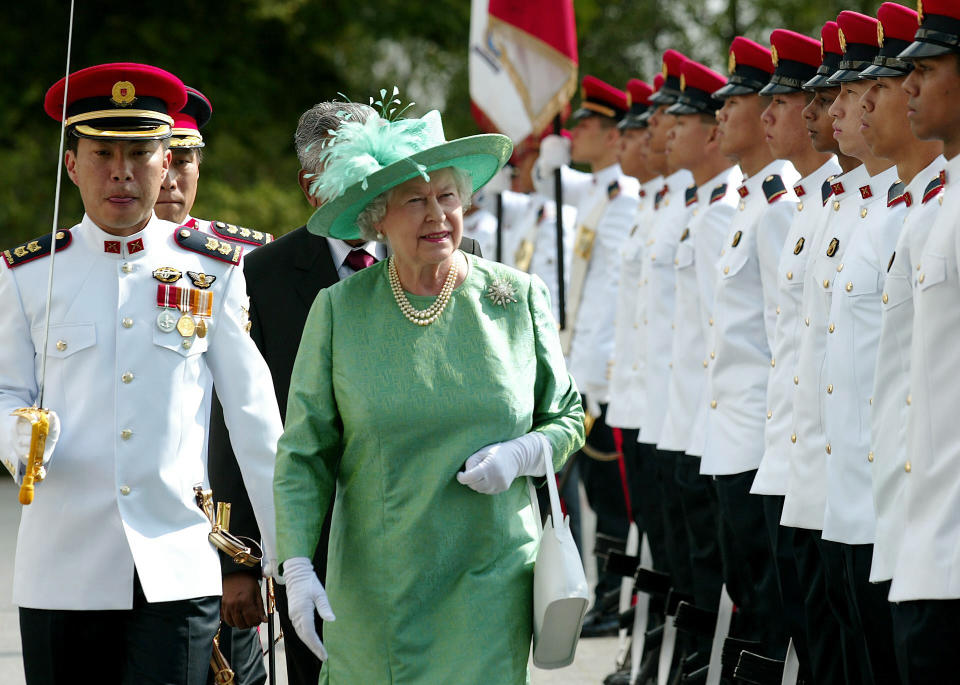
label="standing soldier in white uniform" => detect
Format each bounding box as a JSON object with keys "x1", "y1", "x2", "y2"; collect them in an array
[
  {"x1": 1, "y1": 63, "x2": 282, "y2": 685},
  {"x1": 657, "y1": 58, "x2": 740, "y2": 662},
  {"x1": 885, "y1": 1, "x2": 960, "y2": 680},
  {"x1": 748, "y1": 27, "x2": 841, "y2": 681},
  {"x1": 701, "y1": 36, "x2": 799, "y2": 659},
  {"x1": 635, "y1": 51, "x2": 698, "y2": 602},
  {"x1": 821, "y1": 6, "x2": 941, "y2": 684},
  {"x1": 533, "y1": 76, "x2": 640, "y2": 636},
  {"x1": 780, "y1": 12, "x2": 892, "y2": 681}
]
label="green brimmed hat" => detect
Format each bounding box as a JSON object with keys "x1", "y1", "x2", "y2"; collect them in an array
[{"x1": 306, "y1": 100, "x2": 512, "y2": 241}]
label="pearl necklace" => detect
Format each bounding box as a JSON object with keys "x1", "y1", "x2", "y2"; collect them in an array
[{"x1": 388, "y1": 255, "x2": 459, "y2": 326}]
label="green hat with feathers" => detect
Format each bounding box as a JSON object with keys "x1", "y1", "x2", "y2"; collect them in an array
[{"x1": 306, "y1": 89, "x2": 512, "y2": 241}]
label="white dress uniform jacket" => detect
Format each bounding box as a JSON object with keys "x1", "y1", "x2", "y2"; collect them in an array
[
  {"x1": 607, "y1": 179, "x2": 660, "y2": 430},
  {"x1": 753, "y1": 159, "x2": 841, "y2": 495},
  {"x1": 659, "y1": 167, "x2": 740, "y2": 454},
  {"x1": 700, "y1": 160, "x2": 799, "y2": 476},
  {"x1": 536, "y1": 164, "x2": 640, "y2": 402},
  {"x1": 462, "y1": 207, "x2": 498, "y2": 261},
  {"x1": 780, "y1": 165, "x2": 871, "y2": 528},
  {"x1": 0, "y1": 214, "x2": 281, "y2": 610},
  {"x1": 869, "y1": 156, "x2": 946, "y2": 582},
  {"x1": 636, "y1": 168, "x2": 696, "y2": 445},
  {"x1": 889, "y1": 154, "x2": 960, "y2": 602},
  {"x1": 471, "y1": 189, "x2": 576, "y2": 319},
  {"x1": 821, "y1": 166, "x2": 905, "y2": 545}
]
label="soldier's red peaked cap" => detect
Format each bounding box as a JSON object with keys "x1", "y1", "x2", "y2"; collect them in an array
[
  {"x1": 650, "y1": 50, "x2": 689, "y2": 105},
  {"x1": 805, "y1": 21, "x2": 844, "y2": 89},
  {"x1": 713, "y1": 37, "x2": 774, "y2": 100},
  {"x1": 667, "y1": 61, "x2": 726, "y2": 115},
  {"x1": 828, "y1": 11, "x2": 882, "y2": 83},
  {"x1": 571, "y1": 75, "x2": 628, "y2": 122},
  {"x1": 171, "y1": 86, "x2": 213, "y2": 149},
  {"x1": 761, "y1": 29, "x2": 822, "y2": 94},
  {"x1": 620, "y1": 79, "x2": 654, "y2": 130},
  {"x1": 900, "y1": 0, "x2": 960, "y2": 60},
  {"x1": 863, "y1": 3, "x2": 920, "y2": 78},
  {"x1": 45, "y1": 63, "x2": 187, "y2": 140}
]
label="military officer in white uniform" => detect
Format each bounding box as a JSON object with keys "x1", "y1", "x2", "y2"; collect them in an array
[
  {"x1": 820, "y1": 8, "x2": 940, "y2": 684},
  {"x1": 780, "y1": 13, "x2": 894, "y2": 679},
  {"x1": 534, "y1": 75, "x2": 639, "y2": 635},
  {"x1": 1, "y1": 63, "x2": 281, "y2": 685},
  {"x1": 657, "y1": 59, "x2": 740, "y2": 654},
  {"x1": 700, "y1": 36, "x2": 799, "y2": 657},
  {"x1": 885, "y1": 5, "x2": 960, "y2": 680}
]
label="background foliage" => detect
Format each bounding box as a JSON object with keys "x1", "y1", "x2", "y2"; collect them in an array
[{"x1": 1, "y1": 0, "x2": 883, "y2": 246}]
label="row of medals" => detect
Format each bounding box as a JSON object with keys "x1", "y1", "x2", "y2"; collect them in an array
[{"x1": 154, "y1": 266, "x2": 211, "y2": 340}]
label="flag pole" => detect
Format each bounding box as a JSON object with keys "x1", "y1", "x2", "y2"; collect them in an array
[{"x1": 553, "y1": 115, "x2": 566, "y2": 330}]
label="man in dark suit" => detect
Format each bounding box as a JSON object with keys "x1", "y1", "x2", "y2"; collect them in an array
[{"x1": 206, "y1": 101, "x2": 482, "y2": 685}]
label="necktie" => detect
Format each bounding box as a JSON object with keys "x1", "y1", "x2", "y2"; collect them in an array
[{"x1": 345, "y1": 249, "x2": 376, "y2": 271}]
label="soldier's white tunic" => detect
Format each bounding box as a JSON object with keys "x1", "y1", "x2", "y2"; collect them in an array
[
  {"x1": 821, "y1": 167, "x2": 906, "y2": 545},
  {"x1": 752, "y1": 159, "x2": 840, "y2": 495},
  {"x1": 889, "y1": 154, "x2": 960, "y2": 601},
  {"x1": 0, "y1": 214, "x2": 281, "y2": 609},
  {"x1": 636, "y1": 168, "x2": 695, "y2": 444},
  {"x1": 780, "y1": 164, "x2": 873, "y2": 528},
  {"x1": 607, "y1": 178, "x2": 660, "y2": 430},
  {"x1": 659, "y1": 167, "x2": 740, "y2": 454},
  {"x1": 700, "y1": 160, "x2": 798, "y2": 476},
  {"x1": 869, "y1": 156, "x2": 945, "y2": 582}
]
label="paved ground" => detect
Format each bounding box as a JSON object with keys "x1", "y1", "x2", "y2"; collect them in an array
[{"x1": 0, "y1": 479, "x2": 619, "y2": 684}]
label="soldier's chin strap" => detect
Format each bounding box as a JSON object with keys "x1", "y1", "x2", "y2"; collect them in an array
[{"x1": 13, "y1": 1, "x2": 75, "y2": 506}]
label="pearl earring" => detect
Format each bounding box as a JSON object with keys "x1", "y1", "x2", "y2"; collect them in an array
[{"x1": 376, "y1": 232, "x2": 385, "y2": 240}]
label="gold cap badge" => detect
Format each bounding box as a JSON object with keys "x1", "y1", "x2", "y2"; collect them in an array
[
  {"x1": 662, "y1": 61, "x2": 669, "y2": 79},
  {"x1": 918, "y1": 0, "x2": 924, "y2": 24},
  {"x1": 878, "y1": 22, "x2": 885, "y2": 47},
  {"x1": 680, "y1": 73, "x2": 686, "y2": 91},
  {"x1": 729, "y1": 50, "x2": 737, "y2": 74},
  {"x1": 111, "y1": 80, "x2": 136, "y2": 107},
  {"x1": 838, "y1": 28, "x2": 847, "y2": 54},
  {"x1": 771, "y1": 45, "x2": 779, "y2": 67}
]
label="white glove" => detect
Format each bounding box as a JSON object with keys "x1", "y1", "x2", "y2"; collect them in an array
[
  {"x1": 282, "y1": 556, "x2": 336, "y2": 661},
  {"x1": 5, "y1": 410, "x2": 60, "y2": 483},
  {"x1": 536, "y1": 134, "x2": 571, "y2": 175},
  {"x1": 456, "y1": 432, "x2": 551, "y2": 494}
]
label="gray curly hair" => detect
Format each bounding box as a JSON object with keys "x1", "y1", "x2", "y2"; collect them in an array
[
  {"x1": 294, "y1": 101, "x2": 375, "y2": 174},
  {"x1": 355, "y1": 166, "x2": 474, "y2": 243}
]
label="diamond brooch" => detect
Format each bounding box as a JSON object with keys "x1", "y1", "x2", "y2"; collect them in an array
[{"x1": 485, "y1": 277, "x2": 518, "y2": 307}]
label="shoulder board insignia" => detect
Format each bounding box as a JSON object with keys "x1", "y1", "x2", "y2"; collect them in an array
[
  {"x1": 174, "y1": 227, "x2": 242, "y2": 265},
  {"x1": 922, "y1": 176, "x2": 945, "y2": 204},
  {"x1": 654, "y1": 187, "x2": 667, "y2": 210},
  {"x1": 208, "y1": 221, "x2": 274, "y2": 247},
  {"x1": 685, "y1": 185, "x2": 698, "y2": 207},
  {"x1": 680, "y1": 227, "x2": 690, "y2": 242},
  {"x1": 710, "y1": 184, "x2": 728, "y2": 204},
  {"x1": 607, "y1": 181, "x2": 621, "y2": 200},
  {"x1": 887, "y1": 180, "x2": 907, "y2": 207},
  {"x1": 822, "y1": 177, "x2": 835, "y2": 205},
  {"x1": 4, "y1": 229, "x2": 72, "y2": 269},
  {"x1": 762, "y1": 174, "x2": 787, "y2": 203}
]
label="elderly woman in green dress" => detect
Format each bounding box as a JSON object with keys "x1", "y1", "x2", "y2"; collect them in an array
[{"x1": 273, "y1": 95, "x2": 585, "y2": 684}]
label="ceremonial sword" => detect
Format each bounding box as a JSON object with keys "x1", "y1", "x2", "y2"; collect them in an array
[{"x1": 14, "y1": 0, "x2": 76, "y2": 505}]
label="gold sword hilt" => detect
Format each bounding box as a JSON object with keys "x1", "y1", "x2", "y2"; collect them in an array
[{"x1": 12, "y1": 408, "x2": 50, "y2": 506}]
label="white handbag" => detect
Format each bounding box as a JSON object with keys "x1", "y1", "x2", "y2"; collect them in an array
[{"x1": 528, "y1": 448, "x2": 589, "y2": 669}]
